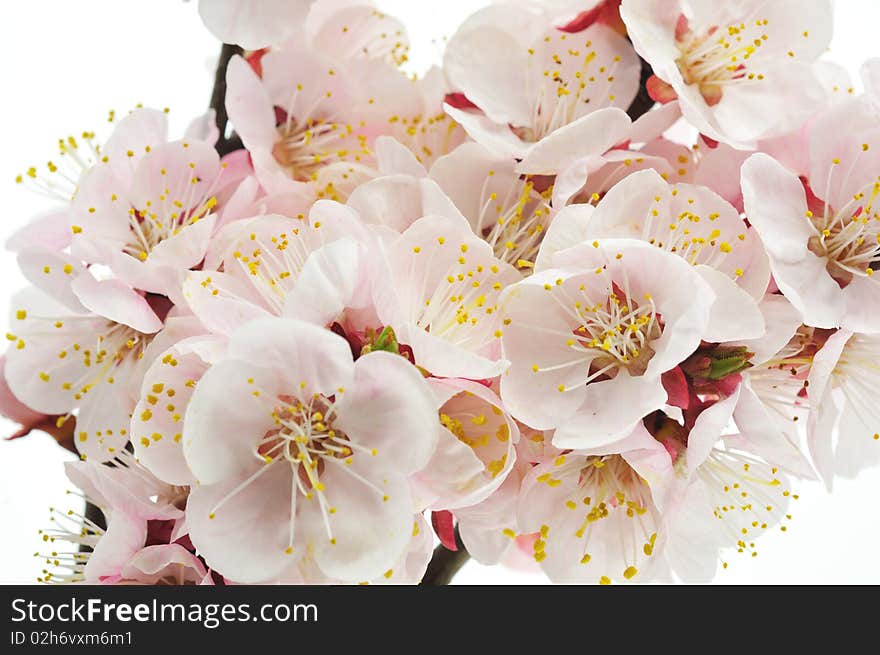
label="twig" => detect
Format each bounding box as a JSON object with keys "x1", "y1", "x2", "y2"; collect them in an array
[
  {"x1": 420, "y1": 526, "x2": 471, "y2": 585},
  {"x1": 210, "y1": 43, "x2": 244, "y2": 156}
]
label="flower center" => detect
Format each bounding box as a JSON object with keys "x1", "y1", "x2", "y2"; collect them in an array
[
  {"x1": 533, "y1": 453, "x2": 658, "y2": 583},
  {"x1": 674, "y1": 15, "x2": 769, "y2": 106},
  {"x1": 699, "y1": 448, "x2": 794, "y2": 563},
  {"x1": 273, "y1": 116, "x2": 369, "y2": 182},
  {"x1": 474, "y1": 176, "x2": 552, "y2": 268},
  {"x1": 518, "y1": 30, "x2": 626, "y2": 141},
  {"x1": 262, "y1": 394, "x2": 359, "y2": 477},
  {"x1": 557, "y1": 281, "x2": 661, "y2": 381},
  {"x1": 124, "y1": 194, "x2": 218, "y2": 263},
  {"x1": 573, "y1": 289, "x2": 660, "y2": 375},
  {"x1": 10, "y1": 309, "x2": 154, "y2": 412},
  {"x1": 806, "y1": 174, "x2": 880, "y2": 286},
  {"x1": 205, "y1": 385, "x2": 385, "y2": 555},
  {"x1": 737, "y1": 325, "x2": 829, "y2": 458},
  {"x1": 532, "y1": 274, "x2": 664, "y2": 394}
]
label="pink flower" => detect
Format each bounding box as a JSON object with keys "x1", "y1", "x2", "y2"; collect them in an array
[
  {"x1": 741, "y1": 91, "x2": 880, "y2": 333},
  {"x1": 442, "y1": 2, "x2": 639, "y2": 172},
  {"x1": 807, "y1": 330, "x2": 880, "y2": 487},
  {"x1": 182, "y1": 318, "x2": 438, "y2": 582},
  {"x1": 373, "y1": 215, "x2": 521, "y2": 380},
  {"x1": 500, "y1": 239, "x2": 714, "y2": 447},
  {"x1": 568, "y1": 168, "x2": 769, "y2": 341},
  {"x1": 224, "y1": 45, "x2": 407, "y2": 199},
  {"x1": 36, "y1": 457, "x2": 186, "y2": 584},
  {"x1": 4, "y1": 251, "x2": 204, "y2": 462},
  {"x1": 428, "y1": 142, "x2": 555, "y2": 267},
  {"x1": 183, "y1": 200, "x2": 378, "y2": 335},
  {"x1": 621, "y1": 0, "x2": 832, "y2": 147},
  {"x1": 415, "y1": 377, "x2": 520, "y2": 510},
  {"x1": 657, "y1": 387, "x2": 797, "y2": 580},
  {"x1": 727, "y1": 295, "x2": 817, "y2": 480},
  {"x1": 67, "y1": 108, "x2": 247, "y2": 303},
  {"x1": 14, "y1": 0, "x2": 877, "y2": 587},
  {"x1": 516, "y1": 423, "x2": 671, "y2": 583}
]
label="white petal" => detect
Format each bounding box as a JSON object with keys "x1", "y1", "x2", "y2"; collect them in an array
[
  {"x1": 70, "y1": 273, "x2": 162, "y2": 334},
  {"x1": 306, "y1": 463, "x2": 414, "y2": 582},
  {"x1": 735, "y1": 294, "x2": 802, "y2": 366},
  {"x1": 443, "y1": 105, "x2": 529, "y2": 160},
  {"x1": 229, "y1": 318, "x2": 354, "y2": 394},
  {"x1": 186, "y1": 462, "x2": 295, "y2": 582},
  {"x1": 198, "y1": 0, "x2": 311, "y2": 49},
  {"x1": 333, "y1": 351, "x2": 439, "y2": 476},
  {"x1": 686, "y1": 387, "x2": 740, "y2": 474},
  {"x1": 742, "y1": 153, "x2": 844, "y2": 328},
  {"x1": 224, "y1": 55, "x2": 279, "y2": 151},
  {"x1": 516, "y1": 108, "x2": 631, "y2": 175},
  {"x1": 695, "y1": 265, "x2": 764, "y2": 342},
  {"x1": 553, "y1": 374, "x2": 668, "y2": 449},
  {"x1": 183, "y1": 359, "x2": 279, "y2": 485},
  {"x1": 443, "y1": 26, "x2": 533, "y2": 127}
]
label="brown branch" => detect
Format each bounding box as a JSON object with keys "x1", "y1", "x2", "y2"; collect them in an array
[
  {"x1": 627, "y1": 55, "x2": 656, "y2": 122},
  {"x1": 420, "y1": 526, "x2": 470, "y2": 585},
  {"x1": 210, "y1": 43, "x2": 244, "y2": 156},
  {"x1": 78, "y1": 500, "x2": 105, "y2": 555}
]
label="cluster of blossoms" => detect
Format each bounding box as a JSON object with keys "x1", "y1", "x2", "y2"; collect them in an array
[{"x1": 4, "y1": 0, "x2": 879, "y2": 585}]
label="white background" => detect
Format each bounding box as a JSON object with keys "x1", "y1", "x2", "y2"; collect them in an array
[{"x1": 0, "y1": 0, "x2": 878, "y2": 584}]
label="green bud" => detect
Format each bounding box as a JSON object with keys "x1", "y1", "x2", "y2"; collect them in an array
[
  {"x1": 682, "y1": 345, "x2": 753, "y2": 381},
  {"x1": 361, "y1": 326, "x2": 399, "y2": 356},
  {"x1": 706, "y1": 346, "x2": 754, "y2": 380}
]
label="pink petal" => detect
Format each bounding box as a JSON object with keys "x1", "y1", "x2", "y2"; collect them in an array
[
  {"x1": 70, "y1": 273, "x2": 163, "y2": 333},
  {"x1": 84, "y1": 512, "x2": 147, "y2": 582}
]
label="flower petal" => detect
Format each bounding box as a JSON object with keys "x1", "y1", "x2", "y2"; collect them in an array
[
  {"x1": 517, "y1": 108, "x2": 632, "y2": 175},
  {"x1": 552, "y1": 374, "x2": 668, "y2": 449},
  {"x1": 70, "y1": 273, "x2": 163, "y2": 334},
  {"x1": 198, "y1": 0, "x2": 311, "y2": 49},
  {"x1": 443, "y1": 26, "x2": 532, "y2": 127},
  {"x1": 333, "y1": 350, "x2": 439, "y2": 476},
  {"x1": 695, "y1": 265, "x2": 764, "y2": 342},
  {"x1": 186, "y1": 461, "x2": 295, "y2": 582}
]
